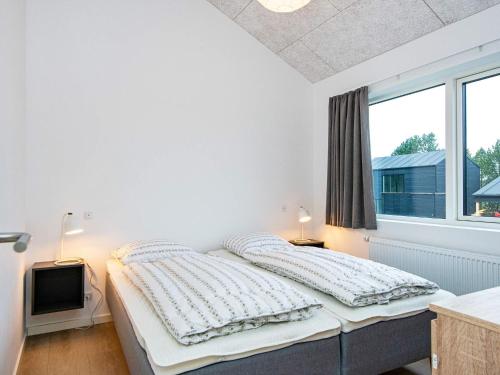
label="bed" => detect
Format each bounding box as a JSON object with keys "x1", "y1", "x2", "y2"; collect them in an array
[
  {"x1": 106, "y1": 259, "x2": 342, "y2": 375},
  {"x1": 208, "y1": 249, "x2": 455, "y2": 375}
]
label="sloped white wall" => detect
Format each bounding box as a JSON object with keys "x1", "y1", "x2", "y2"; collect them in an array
[
  {"x1": 25, "y1": 0, "x2": 314, "y2": 324},
  {"x1": 0, "y1": 0, "x2": 26, "y2": 372}
]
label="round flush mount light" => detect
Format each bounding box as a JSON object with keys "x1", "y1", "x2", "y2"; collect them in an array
[{"x1": 256, "y1": 0, "x2": 311, "y2": 13}]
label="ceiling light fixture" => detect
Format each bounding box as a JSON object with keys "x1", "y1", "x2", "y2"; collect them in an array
[{"x1": 256, "y1": 0, "x2": 311, "y2": 13}]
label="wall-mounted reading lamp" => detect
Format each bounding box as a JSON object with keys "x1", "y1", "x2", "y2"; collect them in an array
[{"x1": 0, "y1": 232, "x2": 31, "y2": 252}]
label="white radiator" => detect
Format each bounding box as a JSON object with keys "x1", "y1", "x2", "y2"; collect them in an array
[{"x1": 369, "y1": 237, "x2": 500, "y2": 296}]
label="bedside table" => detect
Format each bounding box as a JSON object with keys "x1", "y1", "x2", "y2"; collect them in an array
[
  {"x1": 31, "y1": 261, "x2": 85, "y2": 315},
  {"x1": 289, "y1": 239, "x2": 325, "y2": 248}
]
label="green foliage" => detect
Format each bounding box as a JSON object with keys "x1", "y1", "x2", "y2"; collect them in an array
[
  {"x1": 471, "y1": 140, "x2": 500, "y2": 186},
  {"x1": 391, "y1": 133, "x2": 440, "y2": 156}
]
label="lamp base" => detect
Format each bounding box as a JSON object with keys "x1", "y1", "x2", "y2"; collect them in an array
[
  {"x1": 54, "y1": 257, "x2": 84, "y2": 266},
  {"x1": 292, "y1": 238, "x2": 314, "y2": 243}
]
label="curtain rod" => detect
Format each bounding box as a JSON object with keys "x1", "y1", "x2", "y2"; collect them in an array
[{"x1": 368, "y1": 38, "x2": 500, "y2": 93}]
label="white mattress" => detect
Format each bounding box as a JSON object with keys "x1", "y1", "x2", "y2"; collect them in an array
[
  {"x1": 107, "y1": 259, "x2": 341, "y2": 375},
  {"x1": 208, "y1": 249, "x2": 455, "y2": 333}
]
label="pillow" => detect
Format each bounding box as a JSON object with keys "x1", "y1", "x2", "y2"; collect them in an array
[
  {"x1": 112, "y1": 239, "x2": 194, "y2": 264},
  {"x1": 223, "y1": 233, "x2": 291, "y2": 256}
]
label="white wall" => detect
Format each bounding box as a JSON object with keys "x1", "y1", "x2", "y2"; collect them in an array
[
  {"x1": 25, "y1": 0, "x2": 313, "y2": 324},
  {"x1": 24, "y1": 0, "x2": 500, "y2": 335},
  {"x1": 312, "y1": 5, "x2": 500, "y2": 259},
  {"x1": 0, "y1": 0, "x2": 26, "y2": 372}
]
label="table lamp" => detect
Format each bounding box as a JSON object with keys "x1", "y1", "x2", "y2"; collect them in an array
[
  {"x1": 55, "y1": 212, "x2": 84, "y2": 265},
  {"x1": 297, "y1": 206, "x2": 311, "y2": 242}
]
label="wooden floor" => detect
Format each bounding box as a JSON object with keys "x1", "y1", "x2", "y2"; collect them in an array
[
  {"x1": 17, "y1": 323, "x2": 129, "y2": 375},
  {"x1": 17, "y1": 322, "x2": 430, "y2": 375}
]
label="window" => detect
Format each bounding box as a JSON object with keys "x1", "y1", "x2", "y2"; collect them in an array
[
  {"x1": 369, "y1": 64, "x2": 500, "y2": 225},
  {"x1": 458, "y1": 69, "x2": 500, "y2": 222},
  {"x1": 369, "y1": 85, "x2": 446, "y2": 219},
  {"x1": 383, "y1": 175, "x2": 404, "y2": 193}
]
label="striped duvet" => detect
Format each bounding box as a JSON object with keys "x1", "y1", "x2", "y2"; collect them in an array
[
  {"x1": 233, "y1": 246, "x2": 439, "y2": 307},
  {"x1": 122, "y1": 253, "x2": 321, "y2": 345}
]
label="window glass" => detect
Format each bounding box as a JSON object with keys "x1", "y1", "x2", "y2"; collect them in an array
[
  {"x1": 462, "y1": 73, "x2": 500, "y2": 219},
  {"x1": 382, "y1": 175, "x2": 404, "y2": 193},
  {"x1": 369, "y1": 85, "x2": 446, "y2": 218}
]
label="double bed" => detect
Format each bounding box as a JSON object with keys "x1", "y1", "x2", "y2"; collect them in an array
[{"x1": 106, "y1": 241, "x2": 453, "y2": 375}]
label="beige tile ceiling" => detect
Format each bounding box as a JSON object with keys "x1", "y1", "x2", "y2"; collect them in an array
[{"x1": 207, "y1": 0, "x2": 500, "y2": 82}]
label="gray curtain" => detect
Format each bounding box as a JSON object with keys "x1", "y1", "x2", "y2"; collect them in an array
[{"x1": 326, "y1": 86, "x2": 377, "y2": 229}]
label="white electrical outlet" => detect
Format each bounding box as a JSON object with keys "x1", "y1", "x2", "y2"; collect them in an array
[{"x1": 84, "y1": 211, "x2": 94, "y2": 220}]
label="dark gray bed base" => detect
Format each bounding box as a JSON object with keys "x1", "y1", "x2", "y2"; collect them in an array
[
  {"x1": 339, "y1": 310, "x2": 435, "y2": 375},
  {"x1": 106, "y1": 274, "x2": 341, "y2": 375},
  {"x1": 107, "y1": 274, "x2": 433, "y2": 375}
]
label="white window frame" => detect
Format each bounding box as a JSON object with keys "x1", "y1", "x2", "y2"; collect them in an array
[
  {"x1": 369, "y1": 59, "x2": 500, "y2": 228},
  {"x1": 456, "y1": 67, "x2": 500, "y2": 224}
]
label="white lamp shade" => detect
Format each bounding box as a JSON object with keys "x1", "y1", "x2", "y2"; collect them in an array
[
  {"x1": 64, "y1": 213, "x2": 84, "y2": 235},
  {"x1": 298, "y1": 207, "x2": 312, "y2": 223},
  {"x1": 256, "y1": 0, "x2": 311, "y2": 13}
]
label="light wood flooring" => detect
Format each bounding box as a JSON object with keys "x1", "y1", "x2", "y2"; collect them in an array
[
  {"x1": 17, "y1": 323, "x2": 129, "y2": 375},
  {"x1": 17, "y1": 322, "x2": 430, "y2": 375}
]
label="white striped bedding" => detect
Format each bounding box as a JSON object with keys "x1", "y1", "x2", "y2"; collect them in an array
[
  {"x1": 223, "y1": 233, "x2": 291, "y2": 256},
  {"x1": 113, "y1": 239, "x2": 193, "y2": 264},
  {"x1": 122, "y1": 252, "x2": 321, "y2": 345},
  {"x1": 226, "y1": 245, "x2": 439, "y2": 307}
]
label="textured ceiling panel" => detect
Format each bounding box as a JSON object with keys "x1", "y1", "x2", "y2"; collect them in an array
[
  {"x1": 302, "y1": 0, "x2": 443, "y2": 72},
  {"x1": 207, "y1": 0, "x2": 251, "y2": 19},
  {"x1": 207, "y1": 0, "x2": 499, "y2": 83},
  {"x1": 279, "y1": 40, "x2": 335, "y2": 82},
  {"x1": 235, "y1": 0, "x2": 338, "y2": 52},
  {"x1": 328, "y1": 0, "x2": 358, "y2": 10},
  {"x1": 424, "y1": 0, "x2": 500, "y2": 24}
]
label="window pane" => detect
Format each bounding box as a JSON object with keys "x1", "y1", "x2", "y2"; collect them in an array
[
  {"x1": 462, "y1": 73, "x2": 500, "y2": 219},
  {"x1": 397, "y1": 175, "x2": 404, "y2": 192},
  {"x1": 370, "y1": 85, "x2": 446, "y2": 218}
]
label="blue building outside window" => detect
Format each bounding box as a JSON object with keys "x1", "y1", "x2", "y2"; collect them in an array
[{"x1": 372, "y1": 150, "x2": 480, "y2": 218}]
